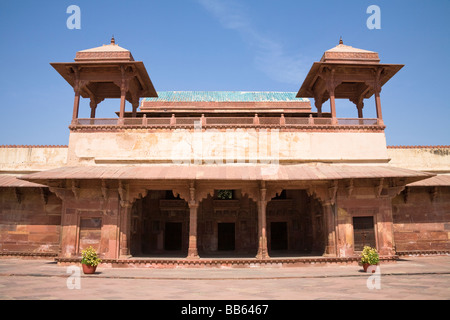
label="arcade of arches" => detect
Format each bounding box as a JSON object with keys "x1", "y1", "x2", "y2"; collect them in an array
[{"x1": 130, "y1": 189, "x2": 325, "y2": 258}]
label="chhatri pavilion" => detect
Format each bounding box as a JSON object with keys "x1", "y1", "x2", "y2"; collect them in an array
[{"x1": 0, "y1": 38, "x2": 448, "y2": 267}]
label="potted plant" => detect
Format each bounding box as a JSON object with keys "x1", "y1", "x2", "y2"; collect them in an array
[
  {"x1": 360, "y1": 246, "x2": 379, "y2": 273},
  {"x1": 81, "y1": 246, "x2": 102, "y2": 274}
]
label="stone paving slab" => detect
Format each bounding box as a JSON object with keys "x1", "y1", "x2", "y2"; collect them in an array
[{"x1": 0, "y1": 255, "x2": 448, "y2": 301}]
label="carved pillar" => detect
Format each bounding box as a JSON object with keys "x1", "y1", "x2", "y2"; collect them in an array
[
  {"x1": 72, "y1": 82, "x2": 81, "y2": 123},
  {"x1": 49, "y1": 187, "x2": 72, "y2": 258},
  {"x1": 132, "y1": 100, "x2": 139, "y2": 118},
  {"x1": 314, "y1": 93, "x2": 323, "y2": 117},
  {"x1": 374, "y1": 68, "x2": 384, "y2": 126},
  {"x1": 256, "y1": 182, "x2": 269, "y2": 259},
  {"x1": 322, "y1": 201, "x2": 337, "y2": 256},
  {"x1": 118, "y1": 66, "x2": 129, "y2": 123},
  {"x1": 119, "y1": 86, "x2": 127, "y2": 120},
  {"x1": 308, "y1": 184, "x2": 338, "y2": 257},
  {"x1": 187, "y1": 181, "x2": 200, "y2": 259},
  {"x1": 187, "y1": 202, "x2": 200, "y2": 259},
  {"x1": 89, "y1": 99, "x2": 97, "y2": 119},
  {"x1": 119, "y1": 202, "x2": 132, "y2": 258},
  {"x1": 350, "y1": 93, "x2": 365, "y2": 120},
  {"x1": 374, "y1": 90, "x2": 383, "y2": 125},
  {"x1": 315, "y1": 100, "x2": 323, "y2": 118},
  {"x1": 325, "y1": 69, "x2": 338, "y2": 125},
  {"x1": 357, "y1": 101, "x2": 364, "y2": 119}
]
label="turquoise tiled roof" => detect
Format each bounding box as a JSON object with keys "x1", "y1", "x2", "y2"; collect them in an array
[{"x1": 144, "y1": 91, "x2": 308, "y2": 102}]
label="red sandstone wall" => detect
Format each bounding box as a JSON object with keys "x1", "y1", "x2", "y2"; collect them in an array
[
  {"x1": 392, "y1": 187, "x2": 450, "y2": 253},
  {"x1": 0, "y1": 188, "x2": 62, "y2": 255}
]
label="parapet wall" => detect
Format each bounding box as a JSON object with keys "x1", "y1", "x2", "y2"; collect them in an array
[
  {"x1": 388, "y1": 146, "x2": 450, "y2": 173},
  {"x1": 66, "y1": 129, "x2": 389, "y2": 165},
  {"x1": 0, "y1": 146, "x2": 68, "y2": 172}
]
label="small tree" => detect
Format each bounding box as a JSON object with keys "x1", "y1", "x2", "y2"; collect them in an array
[
  {"x1": 81, "y1": 246, "x2": 102, "y2": 267},
  {"x1": 360, "y1": 246, "x2": 379, "y2": 265}
]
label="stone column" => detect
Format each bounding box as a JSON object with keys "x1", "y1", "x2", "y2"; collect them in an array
[
  {"x1": 329, "y1": 91, "x2": 337, "y2": 125},
  {"x1": 256, "y1": 183, "x2": 269, "y2": 259},
  {"x1": 184, "y1": 181, "x2": 200, "y2": 259},
  {"x1": 118, "y1": 67, "x2": 129, "y2": 124},
  {"x1": 187, "y1": 202, "x2": 200, "y2": 259},
  {"x1": 119, "y1": 87, "x2": 127, "y2": 120},
  {"x1": 119, "y1": 202, "x2": 132, "y2": 258},
  {"x1": 72, "y1": 86, "x2": 81, "y2": 123},
  {"x1": 357, "y1": 101, "x2": 364, "y2": 119},
  {"x1": 314, "y1": 93, "x2": 323, "y2": 118},
  {"x1": 376, "y1": 197, "x2": 396, "y2": 256},
  {"x1": 89, "y1": 99, "x2": 97, "y2": 119},
  {"x1": 322, "y1": 202, "x2": 337, "y2": 256},
  {"x1": 132, "y1": 100, "x2": 139, "y2": 118},
  {"x1": 374, "y1": 68, "x2": 384, "y2": 126},
  {"x1": 374, "y1": 89, "x2": 383, "y2": 126},
  {"x1": 325, "y1": 71, "x2": 338, "y2": 125}
]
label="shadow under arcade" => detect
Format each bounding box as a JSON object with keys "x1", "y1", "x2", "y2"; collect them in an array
[{"x1": 130, "y1": 189, "x2": 326, "y2": 259}]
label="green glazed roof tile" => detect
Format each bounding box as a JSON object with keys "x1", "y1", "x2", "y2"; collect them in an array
[{"x1": 144, "y1": 91, "x2": 309, "y2": 102}]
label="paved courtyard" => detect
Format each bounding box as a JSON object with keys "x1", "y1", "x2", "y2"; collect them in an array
[{"x1": 0, "y1": 255, "x2": 448, "y2": 302}]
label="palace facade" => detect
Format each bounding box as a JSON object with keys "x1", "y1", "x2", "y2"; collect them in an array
[{"x1": 0, "y1": 39, "x2": 448, "y2": 267}]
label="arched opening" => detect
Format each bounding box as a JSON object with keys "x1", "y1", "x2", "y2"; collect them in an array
[
  {"x1": 198, "y1": 190, "x2": 258, "y2": 258},
  {"x1": 130, "y1": 190, "x2": 189, "y2": 258},
  {"x1": 267, "y1": 189, "x2": 325, "y2": 257}
]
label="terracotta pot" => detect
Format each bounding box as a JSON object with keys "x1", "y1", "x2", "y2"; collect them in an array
[
  {"x1": 82, "y1": 264, "x2": 97, "y2": 274},
  {"x1": 363, "y1": 263, "x2": 377, "y2": 273}
]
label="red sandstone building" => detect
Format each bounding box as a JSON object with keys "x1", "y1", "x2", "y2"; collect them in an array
[{"x1": 0, "y1": 39, "x2": 449, "y2": 267}]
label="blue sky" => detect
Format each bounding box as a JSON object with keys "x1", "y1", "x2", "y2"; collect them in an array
[{"x1": 0, "y1": 0, "x2": 448, "y2": 146}]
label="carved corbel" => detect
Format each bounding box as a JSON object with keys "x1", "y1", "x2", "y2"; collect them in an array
[
  {"x1": 314, "y1": 92, "x2": 324, "y2": 116},
  {"x1": 187, "y1": 181, "x2": 215, "y2": 206},
  {"x1": 101, "y1": 180, "x2": 109, "y2": 202},
  {"x1": 266, "y1": 186, "x2": 284, "y2": 202},
  {"x1": 195, "y1": 187, "x2": 214, "y2": 204},
  {"x1": 172, "y1": 183, "x2": 191, "y2": 203},
  {"x1": 430, "y1": 186, "x2": 438, "y2": 202},
  {"x1": 128, "y1": 187, "x2": 148, "y2": 204},
  {"x1": 323, "y1": 67, "x2": 343, "y2": 93},
  {"x1": 306, "y1": 183, "x2": 336, "y2": 206},
  {"x1": 375, "y1": 178, "x2": 384, "y2": 198},
  {"x1": 241, "y1": 186, "x2": 259, "y2": 203},
  {"x1": 403, "y1": 186, "x2": 410, "y2": 203},
  {"x1": 306, "y1": 185, "x2": 317, "y2": 199},
  {"x1": 73, "y1": 79, "x2": 89, "y2": 95},
  {"x1": 350, "y1": 94, "x2": 365, "y2": 118},
  {"x1": 328, "y1": 180, "x2": 338, "y2": 205},
  {"x1": 40, "y1": 187, "x2": 49, "y2": 205},
  {"x1": 71, "y1": 180, "x2": 80, "y2": 200},
  {"x1": 118, "y1": 183, "x2": 147, "y2": 207},
  {"x1": 368, "y1": 67, "x2": 383, "y2": 95},
  {"x1": 114, "y1": 78, "x2": 130, "y2": 96},
  {"x1": 387, "y1": 185, "x2": 406, "y2": 198},
  {"x1": 118, "y1": 181, "x2": 129, "y2": 207},
  {"x1": 13, "y1": 188, "x2": 22, "y2": 204},
  {"x1": 346, "y1": 179, "x2": 354, "y2": 197},
  {"x1": 48, "y1": 187, "x2": 66, "y2": 200}
]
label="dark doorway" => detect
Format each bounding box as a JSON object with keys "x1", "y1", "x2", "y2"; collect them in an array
[
  {"x1": 353, "y1": 217, "x2": 376, "y2": 251},
  {"x1": 271, "y1": 222, "x2": 288, "y2": 250},
  {"x1": 164, "y1": 222, "x2": 182, "y2": 251},
  {"x1": 218, "y1": 223, "x2": 235, "y2": 251}
]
